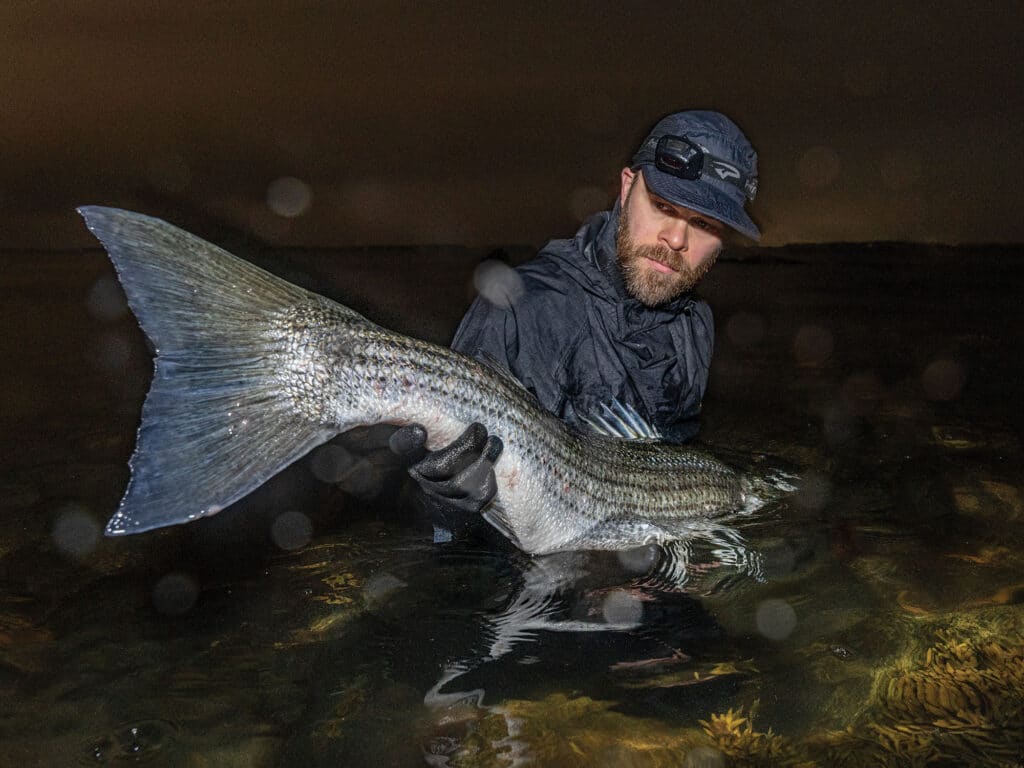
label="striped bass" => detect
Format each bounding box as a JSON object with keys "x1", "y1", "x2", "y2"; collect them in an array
[{"x1": 80, "y1": 206, "x2": 774, "y2": 555}]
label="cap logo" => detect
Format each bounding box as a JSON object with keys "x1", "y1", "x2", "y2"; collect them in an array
[{"x1": 709, "y1": 159, "x2": 740, "y2": 181}]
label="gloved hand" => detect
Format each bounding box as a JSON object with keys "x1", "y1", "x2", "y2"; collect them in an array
[{"x1": 389, "y1": 422, "x2": 503, "y2": 514}]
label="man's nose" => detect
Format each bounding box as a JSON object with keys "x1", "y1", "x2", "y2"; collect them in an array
[{"x1": 660, "y1": 218, "x2": 689, "y2": 252}]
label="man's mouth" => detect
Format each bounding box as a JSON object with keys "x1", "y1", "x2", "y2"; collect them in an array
[{"x1": 643, "y1": 257, "x2": 677, "y2": 275}]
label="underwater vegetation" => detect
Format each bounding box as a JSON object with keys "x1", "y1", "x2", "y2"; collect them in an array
[
  {"x1": 817, "y1": 607, "x2": 1024, "y2": 767},
  {"x1": 431, "y1": 695, "x2": 812, "y2": 767},
  {"x1": 697, "y1": 706, "x2": 814, "y2": 767},
  {"x1": 421, "y1": 606, "x2": 1024, "y2": 767}
]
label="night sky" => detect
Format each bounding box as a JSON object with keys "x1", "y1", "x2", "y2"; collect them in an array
[{"x1": 3, "y1": 2, "x2": 1021, "y2": 248}]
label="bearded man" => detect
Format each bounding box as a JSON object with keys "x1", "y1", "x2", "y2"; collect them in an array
[{"x1": 391, "y1": 110, "x2": 761, "y2": 516}]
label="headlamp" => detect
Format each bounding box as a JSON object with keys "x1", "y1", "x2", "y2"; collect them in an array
[{"x1": 653, "y1": 135, "x2": 758, "y2": 201}]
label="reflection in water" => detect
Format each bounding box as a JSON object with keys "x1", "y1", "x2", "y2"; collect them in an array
[{"x1": 423, "y1": 520, "x2": 769, "y2": 761}]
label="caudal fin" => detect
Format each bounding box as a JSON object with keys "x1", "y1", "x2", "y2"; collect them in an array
[{"x1": 79, "y1": 206, "x2": 338, "y2": 536}]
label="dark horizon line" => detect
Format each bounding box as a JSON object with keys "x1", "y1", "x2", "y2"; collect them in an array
[{"x1": 1, "y1": 239, "x2": 1022, "y2": 256}]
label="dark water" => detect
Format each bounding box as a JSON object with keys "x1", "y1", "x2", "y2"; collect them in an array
[{"x1": 2, "y1": 243, "x2": 1022, "y2": 767}]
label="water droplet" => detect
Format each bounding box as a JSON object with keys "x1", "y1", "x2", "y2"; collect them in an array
[
  {"x1": 51, "y1": 505, "x2": 100, "y2": 560},
  {"x1": 363, "y1": 571, "x2": 406, "y2": 607},
  {"x1": 763, "y1": 540, "x2": 797, "y2": 576},
  {"x1": 756, "y1": 598, "x2": 797, "y2": 640},
  {"x1": 922, "y1": 358, "x2": 966, "y2": 401},
  {"x1": 85, "y1": 274, "x2": 130, "y2": 323},
  {"x1": 152, "y1": 572, "x2": 199, "y2": 616},
  {"x1": 267, "y1": 176, "x2": 313, "y2": 218},
  {"x1": 270, "y1": 510, "x2": 313, "y2": 551},
  {"x1": 309, "y1": 444, "x2": 355, "y2": 483},
  {"x1": 601, "y1": 589, "x2": 643, "y2": 626},
  {"x1": 473, "y1": 260, "x2": 523, "y2": 310},
  {"x1": 793, "y1": 325, "x2": 833, "y2": 366},
  {"x1": 616, "y1": 544, "x2": 659, "y2": 574},
  {"x1": 793, "y1": 471, "x2": 832, "y2": 512},
  {"x1": 338, "y1": 457, "x2": 384, "y2": 499}
]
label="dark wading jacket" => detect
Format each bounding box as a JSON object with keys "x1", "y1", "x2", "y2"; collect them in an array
[{"x1": 451, "y1": 202, "x2": 714, "y2": 443}]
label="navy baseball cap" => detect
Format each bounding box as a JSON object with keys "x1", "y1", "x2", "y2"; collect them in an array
[{"x1": 630, "y1": 110, "x2": 761, "y2": 240}]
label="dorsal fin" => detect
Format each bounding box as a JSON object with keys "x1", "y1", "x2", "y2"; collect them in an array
[{"x1": 581, "y1": 399, "x2": 662, "y2": 440}]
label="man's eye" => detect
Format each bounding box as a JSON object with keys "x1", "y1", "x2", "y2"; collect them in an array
[
  {"x1": 693, "y1": 218, "x2": 717, "y2": 232},
  {"x1": 655, "y1": 202, "x2": 673, "y2": 214}
]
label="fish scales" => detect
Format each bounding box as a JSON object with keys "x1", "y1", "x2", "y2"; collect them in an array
[
  {"x1": 79, "y1": 206, "x2": 756, "y2": 554},
  {"x1": 277, "y1": 295, "x2": 745, "y2": 553}
]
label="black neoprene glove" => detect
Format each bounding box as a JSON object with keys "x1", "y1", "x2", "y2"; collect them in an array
[{"x1": 389, "y1": 423, "x2": 503, "y2": 514}]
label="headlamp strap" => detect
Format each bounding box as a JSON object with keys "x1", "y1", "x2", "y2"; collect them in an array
[{"x1": 647, "y1": 136, "x2": 758, "y2": 201}]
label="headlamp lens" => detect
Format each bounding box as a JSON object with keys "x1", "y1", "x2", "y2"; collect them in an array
[{"x1": 655, "y1": 135, "x2": 704, "y2": 180}]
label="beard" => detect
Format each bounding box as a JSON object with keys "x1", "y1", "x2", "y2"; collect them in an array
[{"x1": 615, "y1": 207, "x2": 719, "y2": 308}]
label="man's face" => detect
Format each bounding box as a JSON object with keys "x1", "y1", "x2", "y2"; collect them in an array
[{"x1": 616, "y1": 168, "x2": 724, "y2": 307}]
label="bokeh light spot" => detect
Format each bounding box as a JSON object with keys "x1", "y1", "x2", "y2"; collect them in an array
[
  {"x1": 363, "y1": 571, "x2": 407, "y2": 608},
  {"x1": 152, "y1": 572, "x2": 199, "y2": 616},
  {"x1": 267, "y1": 176, "x2": 313, "y2": 218},
  {"x1": 602, "y1": 589, "x2": 643, "y2": 625},
  {"x1": 338, "y1": 457, "x2": 384, "y2": 499},
  {"x1": 616, "y1": 544, "x2": 659, "y2": 574},
  {"x1": 725, "y1": 311, "x2": 766, "y2": 348},
  {"x1": 793, "y1": 471, "x2": 832, "y2": 512},
  {"x1": 473, "y1": 259, "x2": 524, "y2": 310},
  {"x1": 309, "y1": 444, "x2": 356, "y2": 483},
  {"x1": 793, "y1": 325, "x2": 834, "y2": 366},
  {"x1": 763, "y1": 540, "x2": 797, "y2": 576},
  {"x1": 270, "y1": 510, "x2": 313, "y2": 551},
  {"x1": 797, "y1": 146, "x2": 841, "y2": 189},
  {"x1": 86, "y1": 274, "x2": 130, "y2": 323},
  {"x1": 756, "y1": 598, "x2": 797, "y2": 640},
  {"x1": 52, "y1": 505, "x2": 100, "y2": 560},
  {"x1": 922, "y1": 358, "x2": 966, "y2": 401}
]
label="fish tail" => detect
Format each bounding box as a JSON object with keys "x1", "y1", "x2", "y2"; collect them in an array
[{"x1": 78, "y1": 206, "x2": 338, "y2": 536}]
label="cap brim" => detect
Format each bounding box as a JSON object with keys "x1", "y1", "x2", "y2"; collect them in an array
[{"x1": 642, "y1": 165, "x2": 761, "y2": 241}]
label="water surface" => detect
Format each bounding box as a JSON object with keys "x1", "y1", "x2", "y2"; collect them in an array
[{"x1": 1, "y1": 243, "x2": 1021, "y2": 766}]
